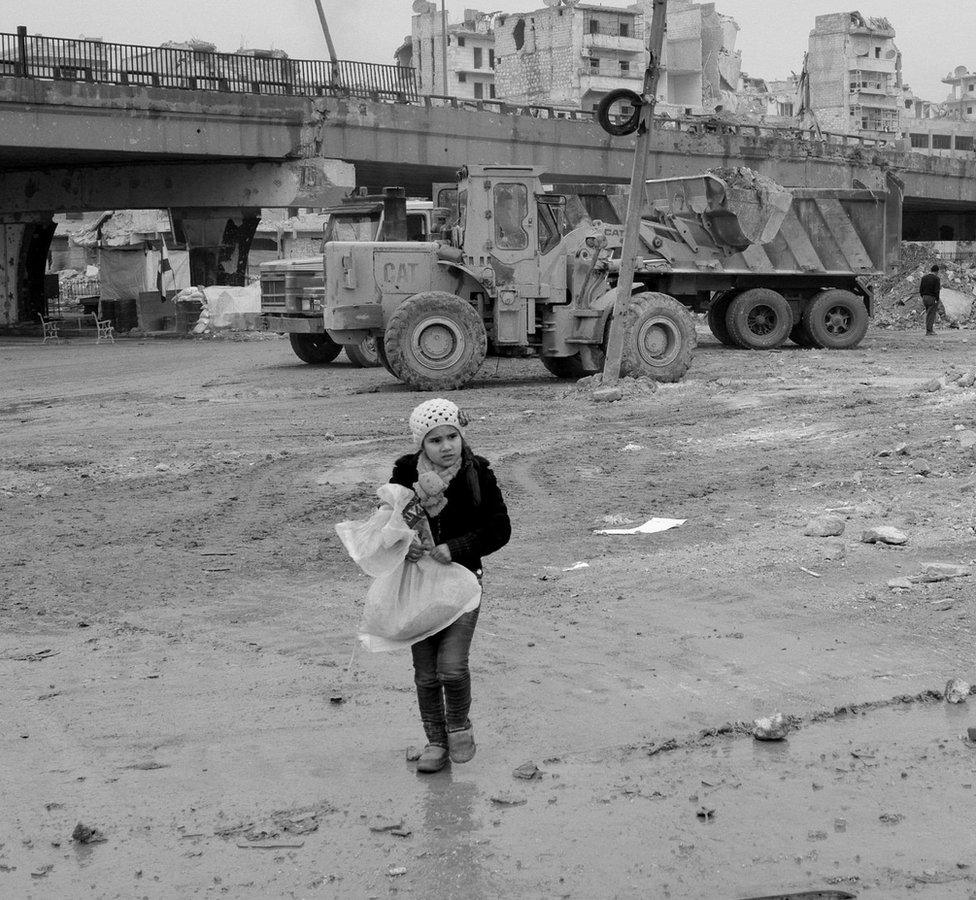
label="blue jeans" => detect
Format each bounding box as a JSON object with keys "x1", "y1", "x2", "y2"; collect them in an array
[{"x1": 411, "y1": 606, "x2": 480, "y2": 747}]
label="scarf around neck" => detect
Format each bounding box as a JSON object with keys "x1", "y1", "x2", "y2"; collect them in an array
[{"x1": 413, "y1": 451, "x2": 463, "y2": 517}]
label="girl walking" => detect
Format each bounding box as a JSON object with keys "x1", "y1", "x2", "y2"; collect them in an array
[{"x1": 390, "y1": 398, "x2": 511, "y2": 773}]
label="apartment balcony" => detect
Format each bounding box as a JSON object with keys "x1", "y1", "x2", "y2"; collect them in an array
[
  {"x1": 582, "y1": 33, "x2": 645, "y2": 54},
  {"x1": 849, "y1": 89, "x2": 900, "y2": 107},
  {"x1": 579, "y1": 70, "x2": 642, "y2": 94}
]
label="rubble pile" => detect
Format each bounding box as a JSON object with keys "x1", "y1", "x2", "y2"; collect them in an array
[{"x1": 872, "y1": 243, "x2": 976, "y2": 329}]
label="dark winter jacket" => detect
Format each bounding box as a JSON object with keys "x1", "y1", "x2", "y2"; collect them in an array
[
  {"x1": 390, "y1": 447, "x2": 511, "y2": 574},
  {"x1": 919, "y1": 272, "x2": 941, "y2": 300}
]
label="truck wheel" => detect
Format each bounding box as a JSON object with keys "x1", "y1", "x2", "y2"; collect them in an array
[
  {"x1": 802, "y1": 289, "x2": 869, "y2": 349},
  {"x1": 541, "y1": 355, "x2": 589, "y2": 379},
  {"x1": 707, "y1": 291, "x2": 737, "y2": 347},
  {"x1": 384, "y1": 291, "x2": 487, "y2": 390},
  {"x1": 345, "y1": 336, "x2": 381, "y2": 368},
  {"x1": 790, "y1": 320, "x2": 819, "y2": 348},
  {"x1": 288, "y1": 332, "x2": 342, "y2": 364},
  {"x1": 619, "y1": 292, "x2": 696, "y2": 383},
  {"x1": 726, "y1": 288, "x2": 793, "y2": 350},
  {"x1": 374, "y1": 335, "x2": 397, "y2": 375}
]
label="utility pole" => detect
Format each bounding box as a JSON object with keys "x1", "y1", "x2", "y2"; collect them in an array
[
  {"x1": 441, "y1": 0, "x2": 449, "y2": 96},
  {"x1": 600, "y1": 0, "x2": 668, "y2": 386},
  {"x1": 312, "y1": 0, "x2": 338, "y2": 64}
]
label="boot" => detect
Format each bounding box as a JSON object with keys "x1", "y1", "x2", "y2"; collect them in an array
[
  {"x1": 447, "y1": 725, "x2": 476, "y2": 763},
  {"x1": 415, "y1": 744, "x2": 449, "y2": 773}
]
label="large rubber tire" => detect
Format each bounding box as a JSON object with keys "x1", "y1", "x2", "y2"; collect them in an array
[
  {"x1": 726, "y1": 288, "x2": 793, "y2": 350},
  {"x1": 288, "y1": 332, "x2": 342, "y2": 364},
  {"x1": 541, "y1": 355, "x2": 590, "y2": 379},
  {"x1": 595, "y1": 88, "x2": 643, "y2": 137},
  {"x1": 790, "y1": 319, "x2": 819, "y2": 348},
  {"x1": 619, "y1": 292, "x2": 696, "y2": 383},
  {"x1": 707, "y1": 291, "x2": 737, "y2": 347},
  {"x1": 345, "y1": 335, "x2": 380, "y2": 368},
  {"x1": 373, "y1": 334, "x2": 397, "y2": 376},
  {"x1": 384, "y1": 291, "x2": 487, "y2": 391},
  {"x1": 801, "y1": 289, "x2": 869, "y2": 350}
]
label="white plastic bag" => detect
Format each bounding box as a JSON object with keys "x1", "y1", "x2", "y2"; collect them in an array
[{"x1": 336, "y1": 484, "x2": 482, "y2": 652}]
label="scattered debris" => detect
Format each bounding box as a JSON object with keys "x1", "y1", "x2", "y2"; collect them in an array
[
  {"x1": 71, "y1": 822, "x2": 107, "y2": 844},
  {"x1": 803, "y1": 515, "x2": 845, "y2": 537},
  {"x1": 887, "y1": 577, "x2": 913, "y2": 590},
  {"x1": 861, "y1": 526, "x2": 908, "y2": 546},
  {"x1": 125, "y1": 761, "x2": 168, "y2": 771},
  {"x1": 30, "y1": 864, "x2": 53, "y2": 878},
  {"x1": 404, "y1": 746, "x2": 422, "y2": 762},
  {"x1": 490, "y1": 793, "x2": 527, "y2": 806},
  {"x1": 369, "y1": 816, "x2": 405, "y2": 834},
  {"x1": 967, "y1": 727, "x2": 976, "y2": 742},
  {"x1": 9, "y1": 648, "x2": 60, "y2": 662},
  {"x1": 799, "y1": 566, "x2": 822, "y2": 578},
  {"x1": 646, "y1": 737, "x2": 679, "y2": 756},
  {"x1": 620, "y1": 443, "x2": 645, "y2": 452},
  {"x1": 387, "y1": 866, "x2": 407, "y2": 877},
  {"x1": 930, "y1": 599, "x2": 956, "y2": 612},
  {"x1": 594, "y1": 517, "x2": 686, "y2": 536},
  {"x1": 562, "y1": 561, "x2": 590, "y2": 571},
  {"x1": 512, "y1": 762, "x2": 543, "y2": 781},
  {"x1": 753, "y1": 713, "x2": 790, "y2": 741},
  {"x1": 917, "y1": 562, "x2": 971, "y2": 582},
  {"x1": 695, "y1": 806, "x2": 716, "y2": 821},
  {"x1": 945, "y1": 679, "x2": 972, "y2": 704},
  {"x1": 879, "y1": 812, "x2": 905, "y2": 825},
  {"x1": 236, "y1": 839, "x2": 305, "y2": 850}
]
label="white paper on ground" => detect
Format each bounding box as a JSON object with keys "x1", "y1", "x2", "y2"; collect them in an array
[{"x1": 593, "y1": 517, "x2": 686, "y2": 535}]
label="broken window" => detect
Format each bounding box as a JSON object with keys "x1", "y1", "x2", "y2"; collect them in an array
[
  {"x1": 489, "y1": 83, "x2": 496, "y2": 99},
  {"x1": 458, "y1": 37, "x2": 465, "y2": 47},
  {"x1": 957, "y1": 135, "x2": 974, "y2": 150},
  {"x1": 474, "y1": 81, "x2": 483, "y2": 99},
  {"x1": 513, "y1": 19, "x2": 525, "y2": 50},
  {"x1": 489, "y1": 48, "x2": 495, "y2": 69},
  {"x1": 493, "y1": 183, "x2": 529, "y2": 251},
  {"x1": 536, "y1": 201, "x2": 560, "y2": 255},
  {"x1": 909, "y1": 133, "x2": 930, "y2": 149},
  {"x1": 619, "y1": 60, "x2": 630, "y2": 74},
  {"x1": 589, "y1": 19, "x2": 599, "y2": 34},
  {"x1": 932, "y1": 134, "x2": 952, "y2": 149},
  {"x1": 589, "y1": 57, "x2": 599, "y2": 71},
  {"x1": 458, "y1": 73, "x2": 467, "y2": 82},
  {"x1": 874, "y1": 47, "x2": 881, "y2": 58},
  {"x1": 969, "y1": 83, "x2": 974, "y2": 92},
  {"x1": 620, "y1": 22, "x2": 629, "y2": 37}
]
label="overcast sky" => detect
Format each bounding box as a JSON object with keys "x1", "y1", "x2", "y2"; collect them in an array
[{"x1": 4, "y1": 1, "x2": 972, "y2": 101}]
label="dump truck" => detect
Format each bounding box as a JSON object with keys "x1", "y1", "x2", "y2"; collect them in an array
[
  {"x1": 258, "y1": 189, "x2": 444, "y2": 365},
  {"x1": 321, "y1": 164, "x2": 901, "y2": 390}
]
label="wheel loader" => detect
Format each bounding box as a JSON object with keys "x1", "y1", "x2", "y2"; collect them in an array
[{"x1": 321, "y1": 164, "x2": 901, "y2": 390}]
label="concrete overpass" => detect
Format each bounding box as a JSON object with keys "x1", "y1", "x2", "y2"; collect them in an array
[{"x1": 3, "y1": 72, "x2": 976, "y2": 324}]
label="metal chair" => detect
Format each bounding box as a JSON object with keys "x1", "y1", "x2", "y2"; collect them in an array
[
  {"x1": 38, "y1": 313, "x2": 63, "y2": 344},
  {"x1": 91, "y1": 312, "x2": 115, "y2": 344}
]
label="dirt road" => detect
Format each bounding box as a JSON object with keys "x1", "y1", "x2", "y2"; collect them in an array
[{"x1": 2, "y1": 329, "x2": 974, "y2": 899}]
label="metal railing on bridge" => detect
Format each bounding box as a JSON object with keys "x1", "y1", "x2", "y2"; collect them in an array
[
  {"x1": 0, "y1": 25, "x2": 897, "y2": 155},
  {"x1": 0, "y1": 26, "x2": 418, "y2": 101}
]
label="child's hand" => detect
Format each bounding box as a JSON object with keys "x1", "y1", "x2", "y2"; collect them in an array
[
  {"x1": 405, "y1": 539, "x2": 426, "y2": 562},
  {"x1": 429, "y1": 543, "x2": 452, "y2": 564}
]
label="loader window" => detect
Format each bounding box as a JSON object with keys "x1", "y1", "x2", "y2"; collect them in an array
[
  {"x1": 537, "y1": 200, "x2": 560, "y2": 254},
  {"x1": 406, "y1": 214, "x2": 428, "y2": 240},
  {"x1": 325, "y1": 213, "x2": 381, "y2": 242},
  {"x1": 493, "y1": 182, "x2": 528, "y2": 250}
]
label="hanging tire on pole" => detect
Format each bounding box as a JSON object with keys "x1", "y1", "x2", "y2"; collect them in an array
[
  {"x1": 801, "y1": 289, "x2": 869, "y2": 350},
  {"x1": 595, "y1": 88, "x2": 643, "y2": 137},
  {"x1": 384, "y1": 291, "x2": 487, "y2": 391},
  {"x1": 288, "y1": 332, "x2": 342, "y2": 364},
  {"x1": 619, "y1": 292, "x2": 696, "y2": 382},
  {"x1": 725, "y1": 288, "x2": 793, "y2": 350}
]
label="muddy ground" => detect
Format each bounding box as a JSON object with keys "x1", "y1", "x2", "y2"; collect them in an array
[{"x1": 1, "y1": 327, "x2": 975, "y2": 899}]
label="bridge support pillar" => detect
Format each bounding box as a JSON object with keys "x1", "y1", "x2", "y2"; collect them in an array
[
  {"x1": 1, "y1": 217, "x2": 55, "y2": 326},
  {"x1": 171, "y1": 208, "x2": 261, "y2": 287}
]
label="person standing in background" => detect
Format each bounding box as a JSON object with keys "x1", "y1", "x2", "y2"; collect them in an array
[{"x1": 919, "y1": 265, "x2": 942, "y2": 336}]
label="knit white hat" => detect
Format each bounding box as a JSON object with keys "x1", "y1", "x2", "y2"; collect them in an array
[{"x1": 409, "y1": 398, "x2": 466, "y2": 448}]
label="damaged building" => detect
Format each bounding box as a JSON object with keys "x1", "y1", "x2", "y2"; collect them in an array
[
  {"x1": 397, "y1": 5, "x2": 497, "y2": 100},
  {"x1": 806, "y1": 11, "x2": 902, "y2": 137}
]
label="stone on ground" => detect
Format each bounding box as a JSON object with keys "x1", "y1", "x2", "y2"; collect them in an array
[
  {"x1": 861, "y1": 526, "x2": 908, "y2": 546},
  {"x1": 804, "y1": 515, "x2": 845, "y2": 538}
]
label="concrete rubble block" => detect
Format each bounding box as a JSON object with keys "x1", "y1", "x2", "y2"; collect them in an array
[
  {"x1": 940, "y1": 288, "x2": 973, "y2": 322},
  {"x1": 753, "y1": 713, "x2": 789, "y2": 741},
  {"x1": 957, "y1": 372, "x2": 976, "y2": 389},
  {"x1": 803, "y1": 515, "x2": 845, "y2": 538},
  {"x1": 822, "y1": 540, "x2": 846, "y2": 561},
  {"x1": 959, "y1": 431, "x2": 976, "y2": 449},
  {"x1": 944, "y1": 679, "x2": 972, "y2": 704},
  {"x1": 886, "y1": 576, "x2": 913, "y2": 590},
  {"x1": 861, "y1": 526, "x2": 908, "y2": 546},
  {"x1": 917, "y1": 562, "x2": 972, "y2": 581},
  {"x1": 924, "y1": 378, "x2": 943, "y2": 393},
  {"x1": 592, "y1": 386, "x2": 623, "y2": 403},
  {"x1": 911, "y1": 459, "x2": 932, "y2": 476}
]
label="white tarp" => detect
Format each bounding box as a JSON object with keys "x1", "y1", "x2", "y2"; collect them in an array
[{"x1": 193, "y1": 283, "x2": 262, "y2": 331}]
